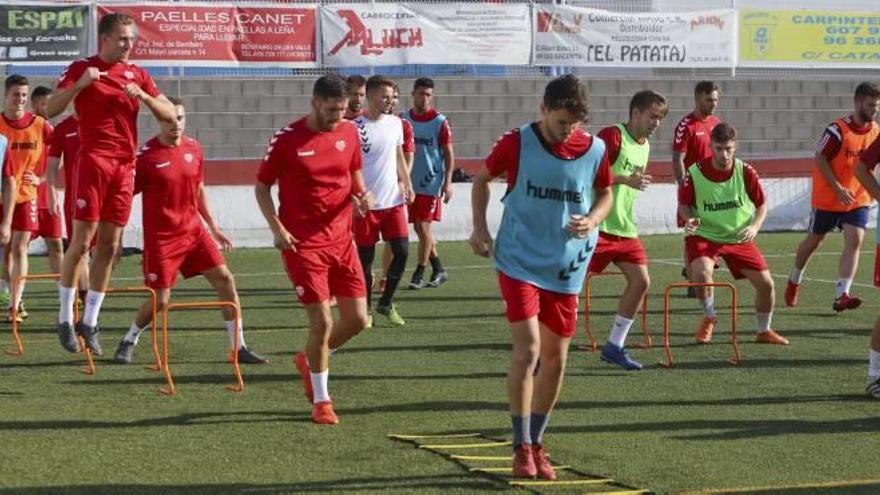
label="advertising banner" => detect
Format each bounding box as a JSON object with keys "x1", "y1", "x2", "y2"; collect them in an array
[
  {"x1": 0, "y1": 2, "x2": 90, "y2": 63},
  {"x1": 740, "y1": 9, "x2": 880, "y2": 68},
  {"x1": 322, "y1": 2, "x2": 530, "y2": 66},
  {"x1": 97, "y1": 3, "x2": 317, "y2": 66},
  {"x1": 533, "y1": 6, "x2": 736, "y2": 68}
]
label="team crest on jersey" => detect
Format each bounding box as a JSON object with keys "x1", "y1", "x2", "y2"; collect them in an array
[
  {"x1": 335, "y1": 140, "x2": 346, "y2": 152},
  {"x1": 124, "y1": 70, "x2": 135, "y2": 80},
  {"x1": 76, "y1": 198, "x2": 87, "y2": 209},
  {"x1": 184, "y1": 153, "x2": 194, "y2": 163}
]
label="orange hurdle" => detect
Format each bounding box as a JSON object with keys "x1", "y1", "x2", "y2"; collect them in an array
[
  {"x1": 583, "y1": 271, "x2": 650, "y2": 352},
  {"x1": 159, "y1": 301, "x2": 244, "y2": 396},
  {"x1": 661, "y1": 281, "x2": 741, "y2": 368},
  {"x1": 7, "y1": 276, "x2": 159, "y2": 376}
]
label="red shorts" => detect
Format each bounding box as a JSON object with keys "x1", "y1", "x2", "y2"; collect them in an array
[
  {"x1": 282, "y1": 240, "x2": 366, "y2": 304},
  {"x1": 408, "y1": 194, "x2": 442, "y2": 223},
  {"x1": 587, "y1": 232, "x2": 648, "y2": 273},
  {"x1": 685, "y1": 236, "x2": 768, "y2": 280},
  {"x1": 35, "y1": 208, "x2": 63, "y2": 239},
  {"x1": 497, "y1": 271, "x2": 579, "y2": 338},
  {"x1": 143, "y1": 228, "x2": 225, "y2": 289},
  {"x1": 72, "y1": 154, "x2": 135, "y2": 226},
  {"x1": 5, "y1": 200, "x2": 39, "y2": 233},
  {"x1": 353, "y1": 204, "x2": 408, "y2": 247}
]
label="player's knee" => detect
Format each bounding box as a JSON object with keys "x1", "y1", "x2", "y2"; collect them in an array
[
  {"x1": 633, "y1": 273, "x2": 650, "y2": 294},
  {"x1": 538, "y1": 354, "x2": 565, "y2": 377},
  {"x1": 513, "y1": 345, "x2": 540, "y2": 368}
]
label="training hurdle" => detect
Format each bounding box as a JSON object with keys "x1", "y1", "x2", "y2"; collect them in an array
[
  {"x1": 7, "y1": 276, "x2": 160, "y2": 376},
  {"x1": 662, "y1": 281, "x2": 741, "y2": 368},
  {"x1": 583, "y1": 271, "x2": 651, "y2": 352},
  {"x1": 159, "y1": 301, "x2": 244, "y2": 396}
]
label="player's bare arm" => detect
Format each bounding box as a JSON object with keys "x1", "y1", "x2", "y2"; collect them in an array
[
  {"x1": 131, "y1": 90, "x2": 176, "y2": 124},
  {"x1": 0, "y1": 176, "x2": 16, "y2": 244},
  {"x1": 351, "y1": 169, "x2": 372, "y2": 217},
  {"x1": 395, "y1": 144, "x2": 414, "y2": 203},
  {"x1": 254, "y1": 181, "x2": 297, "y2": 252},
  {"x1": 855, "y1": 161, "x2": 880, "y2": 201},
  {"x1": 671, "y1": 151, "x2": 686, "y2": 185},
  {"x1": 441, "y1": 142, "x2": 455, "y2": 203},
  {"x1": 469, "y1": 168, "x2": 496, "y2": 258},
  {"x1": 197, "y1": 182, "x2": 232, "y2": 251},
  {"x1": 46, "y1": 156, "x2": 62, "y2": 217},
  {"x1": 46, "y1": 68, "x2": 103, "y2": 118},
  {"x1": 567, "y1": 185, "x2": 612, "y2": 236}
]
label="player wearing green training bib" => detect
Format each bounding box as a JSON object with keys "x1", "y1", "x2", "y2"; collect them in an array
[
  {"x1": 588, "y1": 90, "x2": 668, "y2": 371},
  {"x1": 678, "y1": 123, "x2": 789, "y2": 347}
]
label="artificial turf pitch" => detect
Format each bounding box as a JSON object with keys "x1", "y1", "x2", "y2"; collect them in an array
[{"x1": 1, "y1": 232, "x2": 879, "y2": 494}]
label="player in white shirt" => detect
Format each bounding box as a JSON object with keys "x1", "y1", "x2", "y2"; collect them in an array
[{"x1": 352, "y1": 75, "x2": 414, "y2": 327}]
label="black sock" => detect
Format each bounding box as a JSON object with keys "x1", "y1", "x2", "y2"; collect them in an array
[
  {"x1": 429, "y1": 254, "x2": 443, "y2": 274},
  {"x1": 379, "y1": 238, "x2": 408, "y2": 307},
  {"x1": 412, "y1": 264, "x2": 425, "y2": 279},
  {"x1": 357, "y1": 246, "x2": 376, "y2": 309}
]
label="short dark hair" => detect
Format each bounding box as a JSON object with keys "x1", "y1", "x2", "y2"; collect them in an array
[
  {"x1": 629, "y1": 90, "x2": 668, "y2": 117},
  {"x1": 855, "y1": 82, "x2": 880, "y2": 100},
  {"x1": 694, "y1": 81, "x2": 719, "y2": 96},
  {"x1": 313, "y1": 74, "x2": 349, "y2": 99},
  {"x1": 413, "y1": 77, "x2": 434, "y2": 91},
  {"x1": 31, "y1": 86, "x2": 52, "y2": 101},
  {"x1": 365, "y1": 75, "x2": 395, "y2": 95},
  {"x1": 166, "y1": 95, "x2": 184, "y2": 107},
  {"x1": 5, "y1": 75, "x2": 29, "y2": 93},
  {"x1": 711, "y1": 122, "x2": 737, "y2": 143},
  {"x1": 98, "y1": 12, "x2": 134, "y2": 37},
  {"x1": 345, "y1": 74, "x2": 366, "y2": 92},
  {"x1": 542, "y1": 75, "x2": 589, "y2": 120}
]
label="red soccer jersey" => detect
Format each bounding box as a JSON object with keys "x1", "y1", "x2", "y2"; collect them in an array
[
  {"x1": 862, "y1": 135, "x2": 880, "y2": 171},
  {"x1": 406, "y1": 108, "x2": 453, "y2": 146},
  {"x1": 678, "y1": 157, "x2": 765, "y2": 207},
  {"x1": 401, "y1": 118, "x2": 415, "y2": 154},
  {"x1": 57, "y1": 56, "x2": 160, "y2": 159},
  {"x1": 134, "y1": 136, "x2": 204, "y2": 244},
  {"x1": 485, "y1": 124, "x2": 612, "y2": 191},
  {"x1": 48, "y1": 115, "x2": 81, "y2": 204},
  {"x1": 816, "y1": 116, "x2": 875, "y2": 161},
  {"x1": 673, "y1": 112, "x2": 720, "y2": 166},
  {"x1": 257, "y1": 117, "x2": 363, "y2": 250}
]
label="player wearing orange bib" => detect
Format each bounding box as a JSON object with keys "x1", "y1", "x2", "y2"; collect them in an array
[
  {"x1": 0, "y1": 75, "x2": 53, "y2": 322},
  {"x1": 786, "y1": 82, "x2": 880, "y2": 312}
]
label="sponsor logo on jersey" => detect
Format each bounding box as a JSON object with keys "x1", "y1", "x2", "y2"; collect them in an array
[
  {"x1": 702, "y1": 195, "x2": 744, "y2": 212},
  {"x1": 526, "y1": 179, "x2": 584, "y2": 204}
]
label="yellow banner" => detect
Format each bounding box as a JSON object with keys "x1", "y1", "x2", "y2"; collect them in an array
[{"x1": 739, "y1": 9, "x2": 880, "y2": 66}]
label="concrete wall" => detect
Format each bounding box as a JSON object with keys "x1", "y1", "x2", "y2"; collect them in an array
[{"x1": 29, "y1": 76, "x2": 857, "y2": 161}]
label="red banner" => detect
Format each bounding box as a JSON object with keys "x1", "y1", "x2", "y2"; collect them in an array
[{"x1": 97, "y1": 3, "x2": 317, "y2": 66}]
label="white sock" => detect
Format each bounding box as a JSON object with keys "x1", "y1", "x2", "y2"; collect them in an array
[
  {"x1": 82, "y1": 290, "x2": 106, "y2": 327},
  {"x1": 789, "y1": 267, "x2": 804, "y2": 284},
  {"x1": 607, "y1": 314, "x2": 634, "y2": 348},
  {"x1": 701, "y1": 296, "x2": 716, "y2": 318},
  {"x1": 225, "y1": 319, "x2": 246, "y2": 349},
  {"x1": 123, "y1": 321, "x2": 148, "y2": 345},
  {"x1": 869, "y1": 349, "x2": 880, "y2": 380},
  {"x1": 58, "y1": 286, "x2": 76, "y2": 325},
  {"x1": 835, "y1": 278, "x2": 852, "y2": 298},
  {"x1": 0, "y1": 279, "x2": 9, "y2": 293},
  {"x1": 755, "y1": 312, "x2": 772, "y2": 333},
  {"x1": 311, "y1": 370, "x2": 330, "y2": 403},
  {"x1": 11, "y1": 280, "x2": 25, "y2": 309}
]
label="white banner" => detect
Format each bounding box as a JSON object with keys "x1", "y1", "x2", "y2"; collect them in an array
[
  {"x1": 533, "y1": 7, "x2": 737, "y2": 68},
  {"x1": 321, "y1": 2, "x2": 531, "y2": 66}
]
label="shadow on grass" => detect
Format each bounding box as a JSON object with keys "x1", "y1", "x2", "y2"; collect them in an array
[
  {"x1": 0, "y1": 474, "x2": 504, "y2": 494},
  {"x1": 481, "y1": 411, "x2": 880, "y2": 441}
]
